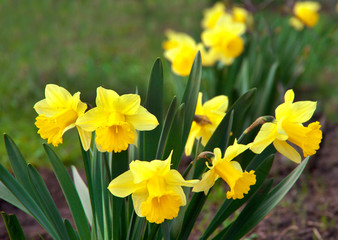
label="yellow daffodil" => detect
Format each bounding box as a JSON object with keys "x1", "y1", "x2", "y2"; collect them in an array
[
  {"x1": 34, "y1": 84, "x2": 91, "y2": 149},
  {"x1": 201, "y1": 2, "x2": 226, "y2": 29},
  {"x1": 108, "y1": 151, "x2": 198, "y2": 224},
  {"x1": 163, "y1": 31, "x2": 216, "y2": 75},
  {"x1": 250, "y1": 89, "x2": 322, "y2": 163},
  {"x1": 202, "y1": 14, "x2": 246, "y2": 65},
  {"x1": 193, "y1": 142, "x2": 256, "y2": 199},
  {"x1": 290, "y1": 1, "x2": 321, "y2": 30},
  {"x1": 185, "y1": 92, "x2": 228, "y2": 156},
  {"x1": 76, "y1": 87, "x2": 158, "y2": 153}
]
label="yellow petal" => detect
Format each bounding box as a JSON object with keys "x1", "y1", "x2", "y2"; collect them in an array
[
  {"x1": 44, "y1": 84, "x2": 73, "y2": 108},
  {"x1": 108, "y1": 170, "x2": 144, "y2": 197},
  {"x1": 115, "y1": 94, "x2": 141, "y2": 115},
  {"x1": 185, "y1": 122, "x2": 200, "y2": 156},
  {"x1": 192, "y1": 169, "x2": 218, "y2": 195},
  {"x1": 34, "y1": 99, "x2": 59, "y2": 116},
  {"x1": 76, "y1": 126, "x2": 92, "y2": 151},
  {"x1": 96, "y1": 87, "x2": 119, "y2": 109},
  {"x1": 223, "y1": 139, "x2": 251, "y2": 161},
  {"x1": 273, "y1": 139, "x2": 301, "y2": 163},
  {"x1": 125, "y1": 106, "x2": 159, "y2": 131},
  {"x1": 203, "y1": 95, "x2": 228, "y2": 113},
  {"x1": 132, "y1": 189, "x2": 148, "y2": 217},
  {"x1": 166, "y1": 169, "x2": 199, "y2": 187},
  {"x1": 284, "y1": 89, "x2": 294, "y2": 103},
  {"x1": 226, "y1": 170, "x2": 256, "y2": 199},
  {"x1": 289, "y1": 17, "x2": 304, "y2": 30},
  {"x1": 250, "y1": 122, "x2": 278, "y2": 154},
  {"x1": 230, "y1": 161, "x2": 243, "y2": 173},
  {"x1": 76, "y1": 108, "x2": 108, "y2": 132},
  {"x1": 288, "y1": 101, "x2": 317, "y2": 123}
]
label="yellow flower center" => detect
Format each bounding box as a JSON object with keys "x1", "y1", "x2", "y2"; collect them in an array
[
  {"x1": 283, "y1": 121, "x2": 322, "y2": 157},
  {"x1": 141, "y1": 193, "x2": 182, "y2": 224},
  {"x1": 221, "y1": 35, "x2": 244, "y2": 58},
  {"x1": 95, "y1": 122, "x2": 135, "y2": 153},
  {"x1": 296, "y1": 7, "x2": 319, "y2": 27},
  {"x1": 215, "y1": 161, "x2": 256, "y2": 199},
  {"x1": 35, "y1": 108, "x2": 78, "y2": 146}
]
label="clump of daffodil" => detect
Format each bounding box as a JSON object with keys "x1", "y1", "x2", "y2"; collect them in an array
[
  {"x1": 76, "y1": 87, "x2": 158, "y2": 152},
  {"x1": 290, "y1": 1, "x2": 321, "y2": 30},
  {"x1": 34, "y1": 84, "x2": 91, "y2": 149},
  {"x1": 108, "y1": 151, "x2": 198, "y2": 224},
  {"x1": 202, "y1": 14, "x2": 246, "y2": 65},
  {"x1": 193, "y1": 141, "x2": 256, "y2": 199},
  {"x1": 163, "y1": 30, "x2": 216, "y2": 76},
  {"x1": 185, "y1": 92, "x2": 228, "y2": 156},
  {"x1": 250, "y1": 89, "x2": 322, "y2": 163}
]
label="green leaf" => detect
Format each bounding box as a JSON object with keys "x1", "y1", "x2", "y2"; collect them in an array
[
  {"x1": 71, "y1": 166, "x2": 92, "y2": 227},
  {"x1": 177, "y1": 192, "x2": 208, "y2": 240},
  {"x1": 212, "y1": 179, "x2": 274, "y2": 240},
  {"x1": 43, "y1": 144, "x2": 91, "y2": 240},
  {"x1": 64, "y1": 219, "x2": 79, "y2": 240},
  {"x1": 111, "y1": 150, "x2": 129, "y2": 240},
  {"x1": 227, "y1": 88, "x2": 256, "y2": 138},
  {"x1": 181, "y1": 52, "x2": 202, "y2": 153},
  {"x1": 200, "y1": 154, "x2": 274, "y2": 239},
  {"x1": 256, "y1": 61, "x2": 279, "y2": 116},
  {"x1": 161, "y1": 221, "x2": 171, "y2": 240},
  {"x1": 143, "y1": 58, "x2": 164, "y2": 161},
  {"x1": 156, "y1": 97, "x2": 177, "y2": 159},
  {"x1": 4, "y1": 135, "x2": 35, "y2": 197},
  {"x1": 1, "y1": 212, "x2": 26, "y2": 240},
  {"x1": 0, "y1": 182, "x2": 29, "y2": 215},
  {"x1": 0, "y1": 164, "x2": 59, "y2": 239},
  {"x1": 163, "y1": 104, "x2": 185, "y2": 169},
  {"x1": 27, "y1": 164, "x2": 70, "y2": 240},
  {"x1": 222, "y1": 157, "x2": 310, "y2": 239}
]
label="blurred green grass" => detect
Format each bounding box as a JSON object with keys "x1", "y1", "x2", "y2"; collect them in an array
[{"x1": 0, "y1": 0, "x2": 336, "y2": 167}]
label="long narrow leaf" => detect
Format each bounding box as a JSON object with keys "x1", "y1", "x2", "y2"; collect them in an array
[
  {"x1": 144, "y1": 58, "x2": 164, "y2": 161},
  {"x1": 43, "y1": 144, "x2": 91, "y2": 240},
  {"x1": 1, "y1": 212, "x2": 26, "y2": 240},
  {"x1": 27, "y1": 164, "x2": 70, "y2": 240},
  {"x1": 0, "y1": 164, "x2": 59, "y2": 239}
]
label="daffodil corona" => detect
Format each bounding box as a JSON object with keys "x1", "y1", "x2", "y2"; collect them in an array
[
  {"x1": 185, "y1": 92, "x2": 228, "y2": 156},
  {"x1": 34, "y1": 84, "x2": 92, "y2": 149},
  {"x1": 108, "y1": 152, "x2": 198, "y2": 224},
  {"x1": 250, "y1": 89, "x2": 322, "y2": 163},
  {"x1": 76, "y1": 87, "x2": 158, "y2": 152},
  {"x1": 193, "y1": 142, "x2": 256, "y2": 199}
]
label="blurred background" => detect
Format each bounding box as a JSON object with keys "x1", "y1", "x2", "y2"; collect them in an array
[{"x1": 0, "y1": 0, "x2": 336, "y2": 167}]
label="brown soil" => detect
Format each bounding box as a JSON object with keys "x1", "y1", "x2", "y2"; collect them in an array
[{"x1": 0, "y1": 122, "x2": 337, "y2": 240}]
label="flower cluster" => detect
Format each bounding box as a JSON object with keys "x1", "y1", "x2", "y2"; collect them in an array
[
  {"x1": 34, "y1": 84, "x2": 159, "y2": 153},
  {"x1": 163, "y1": 2, "x2": 251, "y2": 76},
  {"x1": 34, "y1": 85, "x2": 322, "y2": 224}
]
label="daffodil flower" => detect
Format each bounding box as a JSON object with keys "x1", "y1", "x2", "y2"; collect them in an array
[
  {"x1": 290, "y1": 1, "x2": 321, "y2": 30},
  {"x1": 163, "y1": 30, "x2": 217, "y2": 75},
  {"x1": 193, "y1": 142, "x2": 256, "y2": 199},
  {"x1": 185, "y1": 92, "x2": 228, "y2": 156},
  {"x1": 250, "y1": 89, "x2": 322, "y2": 163},
  {"x1": 202, "y1": 14, "x2": 246, "y2": 65},
  {"x1": 76, "y1": 87, "x2": 158, "y2": 153},
  {"x1": 108, "y1": 151, "x2": 198, "y2": 224},
  {"x1": 34, "y1": 84, "x2": 92, "y2": 149}
]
